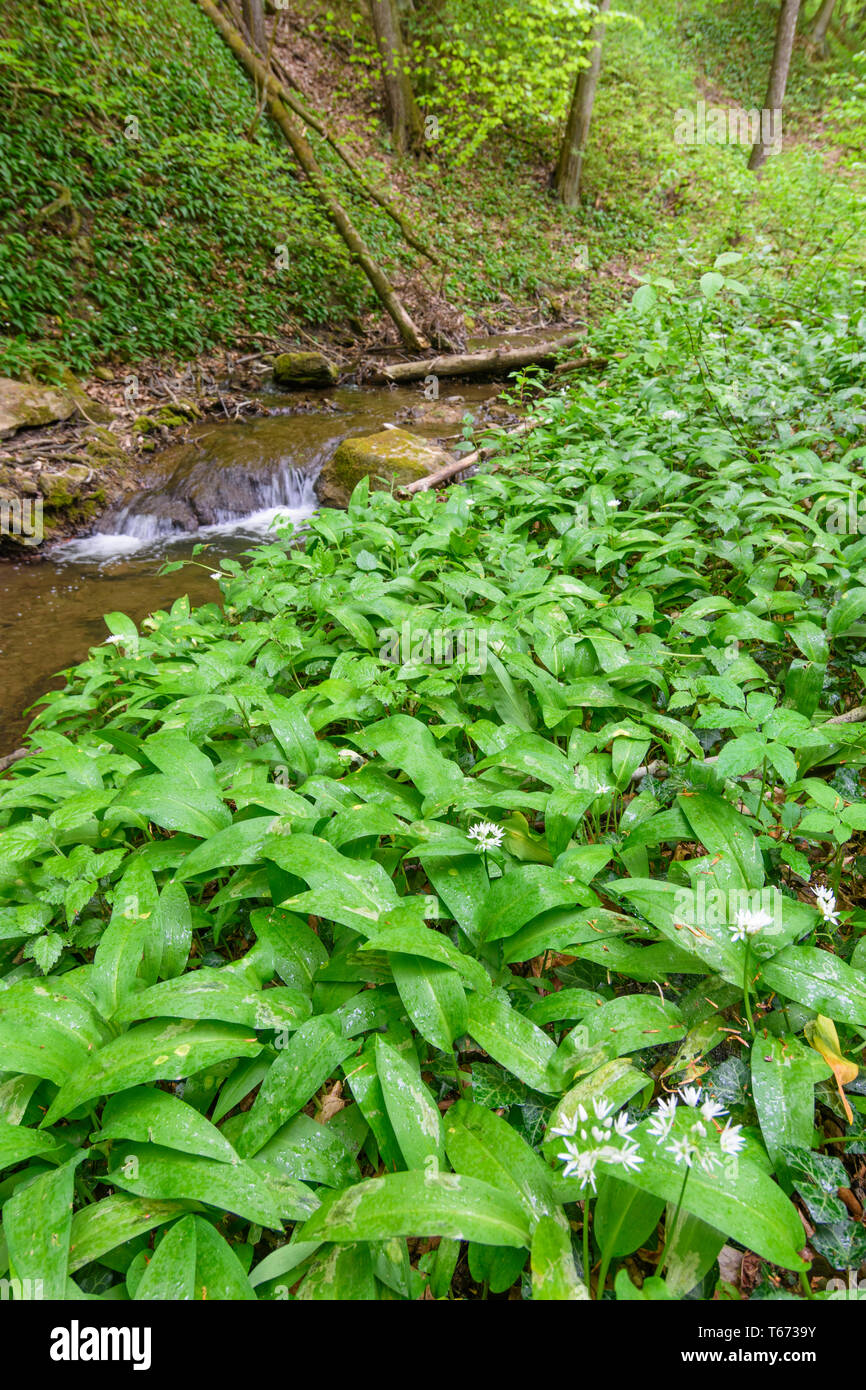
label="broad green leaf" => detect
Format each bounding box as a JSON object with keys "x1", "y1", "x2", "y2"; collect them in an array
[
  {"x1": 390, "y1": 954, "x2": 468, "y2": 1052},
  {"x1": 4, "y1": 1154, "x2": 83, "y2": 1298},
  {"x1": 135, "y1": 1215, "x2": 196, "y2": 1301},
  {"x1": 531, "y1": 1215, "x2": 589, "y2": 1300},
  {"x1": 92, "y1": 1086, "x2": 238, "y2": 1163},
  {"x1": 375, "y1": 1035, "x2": 446, "y2": 1171},
  {"x1": 43, "y1": 1019, "x2": 262, "y2": 1124},
  {"x1": 467, "y1": 992, "x2": 558, "y2": 1093},
  {"x1": 299, "y1": 1171, "x2": 532, "y2": 1248},
  {"x1": 237, "y1": 1015, "x2": 357, "y2": 1157}
]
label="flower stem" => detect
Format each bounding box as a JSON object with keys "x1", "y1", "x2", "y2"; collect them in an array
[
  {"x1": 657, "y1": 1168, "x2": 690, "y2": 1280},
  {"x1": 742, "y1": 938, "x2": 756, "y2": 1035},
  {"x1": 583, "y1": 1195, "x2": 592, "y2": 1297}
]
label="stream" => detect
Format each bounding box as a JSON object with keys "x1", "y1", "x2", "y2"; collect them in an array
[{"x1": 0, "y1": 382, "x2": 499, "y2": 750}]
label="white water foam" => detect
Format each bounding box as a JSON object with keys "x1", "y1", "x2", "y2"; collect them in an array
[{"x1": 58, "y1": 466, "x2": 318, "y2": 563}]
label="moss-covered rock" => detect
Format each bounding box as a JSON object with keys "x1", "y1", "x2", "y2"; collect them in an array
[
  {"x1": 272, "y1": 351, "x2": 339, "y2": 388},
  {"x1": 0, "y1": 378, "x2": 78, "y2": 435},
  {"x1": 317, "y1": 428, "x2": 448, "y2": 508}
]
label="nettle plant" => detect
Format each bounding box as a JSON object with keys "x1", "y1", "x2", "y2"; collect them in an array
[{"x1": 1, "y1": 265, "x2": 866, "y2": 1301}]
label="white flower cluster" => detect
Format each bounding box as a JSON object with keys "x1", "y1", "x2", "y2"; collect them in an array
[
  {"x1": 647, "y1": 1085, "x2": 745, "y2": 1172},
  {"x1": 814, "y1": 884, "x2": 840, "y2": 928},
  {"x1": 552, "y1": 1086, "x2": 747, "y2": 1188},
  {"x1": 551, "y1": 1097, "x2": 643, "y2": 1192},
  {"x1": 467, "y1": 820, "x2": 504, "y2": 852},
  {"x1": 728, "y1": 906, "x2": 772, "y2": 943}
]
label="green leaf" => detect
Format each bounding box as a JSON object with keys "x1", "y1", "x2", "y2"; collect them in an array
[
  {"x1": 68, "y1": 1195, "x2": 187, "y2": 1273},
  {"x1": 114, "y1": 968, "x2": 311, "y2": 1031},
  {"x1": 761, "y1": 947, "x2": 866, "y2": 1029},
  {"x1": 299, "y1": 1171, "x2": 532, "y2": 1248},
  {"x1": 43, "y1": 1020, "x2": 262, "y2": 1124},
  {"x1": 594, "y1": 1174, "x2": 665, "y2": 1260},
  {"x1": 135, "y1": 1215, "x2": 196, "y2": 1301},
  {"x1": 92, "y1": 1086, "x2": 238, "y2": 1163},
  {"x1": 4, "y1": 1154, "x2": 83, "y2": 1298},
  {"x1": 108, "y1": 1142, "x2": 308, "y2": 1227},
  {"x1": 375, "y1": 1035, "x2": 446, "y2": 1171},
  {"x1": 237, "y1": 1015, "x2": 357, "y2": 1157},
  {"x1": 531, "y1": 1215, "x2": 589, "y2": 1300},
  {"x1": 467, "y1": 992, "x2": 558, "y2": 1093},
  {"x1": 112, "y1": 774, "x2": 231, "y2": 837},
  {"x1": 390, "y1": 954, "x2": 468, "y2": 1052}
]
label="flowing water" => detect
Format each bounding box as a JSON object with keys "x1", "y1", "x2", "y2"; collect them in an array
[{"x1": 0, "y1": 383, "x2": 498, "y2": 750}]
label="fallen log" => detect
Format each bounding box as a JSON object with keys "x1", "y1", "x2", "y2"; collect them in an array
[{"x1": 379, "y1": 331, "x2": 585, "y2": 383}]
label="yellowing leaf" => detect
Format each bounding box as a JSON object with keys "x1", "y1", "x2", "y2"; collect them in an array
[{"x1": 805, "y1": 1015, "x2": 858, "y2": 1123}]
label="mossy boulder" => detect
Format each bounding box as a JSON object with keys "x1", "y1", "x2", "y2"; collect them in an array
[
  {"x1": 317, "y1": 428, "x2": 449, "y2": 508},
  {"x1": 40, "y1": 463, "x2": 92, "y2": 508},
  {"x1": 272, "y1": 351, "x2": 339, "y2": 388},
  {"x1": 0, "y1": 378, "x2": 78, "y2": 435}
]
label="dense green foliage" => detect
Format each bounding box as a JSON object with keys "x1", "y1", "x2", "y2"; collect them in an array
[
  {"x1": 5, "y1": 0, "x2": 862, "y2": 380},
  {"x1": 2, "y1": 251, "x2": 866, "y2": 1299}
]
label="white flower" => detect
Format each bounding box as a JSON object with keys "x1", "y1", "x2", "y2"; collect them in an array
[
  {"x1": 467, "y1": 821, "x2": 504, "y2": 852},
  {"x1": 595, "y1": 782, "x2": 614, "y2": 796},
  {"x1": 210, "y1": 571, "x2": 223, "y2": 581},
  {"x1": 668, "y1": 1134, "x2": 699, "y2": 1167},
  {"x1": 337, "y1": 749, "x2": 363, "y2": 763},
  {"x1": 814, "y1": 884, "x2": 840, "y2": 927},
  {"x1": 612, "y1": 1111, "x2": 638, "y2": 1138},
  {"x1": 614, "y1": 1142, "x2": 644, "y2": 1175},
  {"x1": 607, "y1": 499, "x2": 621, "y2": 509},
  {"x1": 680, "y1": 1085, "x2": 702, "y2": 1108},
  {"x1": 103, "y1": 634, "x2": 125, "y2": 645},
  {"x1": 719, "y1": 1124, "x2": 746, "y2": 1157},
  {"x1": 661, "y1": 408, "x2": 685, "y2": 422},
  {"x1": 647, "y1": 1095, "x2": 678, "y2": 1140},
  {"x1": 700, "y1": 1097, "x2": 727, "y2": 1123},
  {"x1": 729, "y1": 907, "x2": 773, "y2": 943},
  {"x1": 558, "y1": 1141, "x2": 601, "y2": 1191},
  {"x1": 553, "y1": 1098, "x2": 642, "y2": 1188}
]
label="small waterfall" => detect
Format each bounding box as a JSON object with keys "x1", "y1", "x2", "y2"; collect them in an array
[{"x1": 103, "y1": 463, "x2": 318, "y2": 541}]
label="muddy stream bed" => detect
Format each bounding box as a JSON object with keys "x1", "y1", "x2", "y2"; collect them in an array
[{"x1": 0, "y1": 382, "x2": 501, "y2": 750}]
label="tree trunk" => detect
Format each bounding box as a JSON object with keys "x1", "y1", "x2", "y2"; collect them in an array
[
  {"x1": 242, "y1": 0, "x2": 266, "y2": 54},
  {"x1": 369, "y1": 0, "x2": 424, "y2": 154},
  {"x1": 195, "y1": 0, "x2": 426, "y2": 350},
  {"x1": 554, "y1": 0, "x2": 611, "y2": 209},
  {"x1": 748, "y1": 0, "x2": 802, "y2": 169},
  {"x1": 810, "y1": 0, "x2": 838, "y2": 45}
]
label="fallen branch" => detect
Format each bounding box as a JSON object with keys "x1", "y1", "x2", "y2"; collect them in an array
[
  {"x1": 379, "y1": 331, "x2": 585, "y2": 383},
  {"x1": 401, "y1": 419, "x2": 541, "y2": 495},
  {"x1": 629, "y1": 706, "x2": 866, "y2": 783},
  {"x1": 195, "y1": 0, "x2": 427, "y2": 351},
  {"x1": 553, "y1": 354, "x2": 608, "y2": 375},
  {"x1": 0, "y1": 748, "x2": 32, "y2": 775}
]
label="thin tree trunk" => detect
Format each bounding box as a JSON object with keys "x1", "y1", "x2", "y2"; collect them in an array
[
  {"x1": 748, "y1": 0, "x2": 802, "y2": 169},
  {"x1": 369, "y1": 0, "x2": 424, "y2": 154},
  {"x1": 195, "y1": 0, "x2": 426, "y2": 350},
  {"x1": 242, "y1": 0, "x2": 266, "y2": 54},
  {"x1": 554, "y1": 0, "x2": 611, "y2": 209},
  {"x1": 810, "y1": 0, "x2": 837, "y2": 45},
  {"x1": 227, "y1": 0, "x2": 438, "y2": 262}
]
